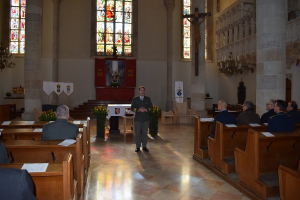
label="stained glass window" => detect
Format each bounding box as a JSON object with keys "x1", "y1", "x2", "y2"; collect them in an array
[
  {"x1": 96, "y1": 0, "x2": 132, "y2": 56},
  {"x1": 183, "y1": 0, "x2": 191, "y2": 59},
  {"x1": 10, "y1": 0, "x2": 26, "y2": 54}
]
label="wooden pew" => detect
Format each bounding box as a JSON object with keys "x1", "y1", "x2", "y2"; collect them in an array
[
  {"x1": 235, "y1": 129, "x2": 300, "y2": 199},
  {"x1": 0, "y1": 120, "x2": 86, "y2": 129},
  {"x1": 2, "y1": 134, "x2": 84, "y2": 199},
  {"x1": 0, "y1": 153, "x2": 77, "y2": 200},
  {"x1": 278, "y1": 160, "x2": 300, "y2": 200},
  {"x1": 0, "y1": 128, "x2": 84, "y2": 140},
  {"x1": 207, "y1": 122, "x2": 268, "y2": 174},
  {"x1": 193, "y1": 116, "x2": 214, "y2": 159}
]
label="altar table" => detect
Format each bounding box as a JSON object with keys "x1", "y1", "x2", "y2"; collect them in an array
[{"x1": 107, "y1": 104, "x2": 132, "y2": 134}]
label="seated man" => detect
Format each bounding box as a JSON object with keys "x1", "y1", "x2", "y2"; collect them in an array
[
  {"x1": 41, "y1": 105, "x2": 79, "y2": 140},
  {"x1": 0, "y1": 167, "x2": 37, "y2": 200},
  {"x1": 286, "y1": 101, "x2": 300, "y2": 123},
  {"x1": 267, "y1": 100, "x2": 295, "y2": 132},
  {"x1": 237, "y1": 101, "x2": 260, "y2": 124},
  {"x1": 0, "y1": 142, "x2": 10, "y2": 164},
  {"x1": 209, "y1": 100, "x2": 237, "y2": 138},
  {"x1": 260, "y1": 99, "x2": 276, "y2": 123}
]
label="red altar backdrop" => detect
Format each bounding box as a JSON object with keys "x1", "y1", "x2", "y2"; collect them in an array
[{"x1": 95, "y1": 58, "x2": 136, "y2": 101}]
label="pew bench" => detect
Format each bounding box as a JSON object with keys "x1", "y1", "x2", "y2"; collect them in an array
[
  {"x1": 0, "y1": 153, "x2": 77, "y2": 200},
  {"x1": 207, "y1": 122, "x2": 268, "y2": 174},
  {"x1": 2, "y1": 134, "x2": 84, "y2": 199},
  {"x1": 278, "y1": 160, "x2": 300, "y2": 200},
  {"x1": 0, "y1": 120, "x2": 86, "y2": 129},
  {"x1": 193, "y1": 116, "x2": 214, "y2": 159},
  {"x1": 235, "y1": 129, "x2": 300, "y2": 199}
]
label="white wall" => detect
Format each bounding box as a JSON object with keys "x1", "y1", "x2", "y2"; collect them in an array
[{"x1": 286, "y1": 61, "x2": 300, "y2": 103}]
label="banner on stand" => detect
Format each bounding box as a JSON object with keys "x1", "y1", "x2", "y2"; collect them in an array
[
  {"x1": 175, "y1": 81, "x2": 183, "y2": 103},
  {"x1": 64, "y1": 83, "x2": 74, "y2": 96},
  {"x1": 43, "y1": 81, "x2": 54, "y2": 96},
  {"x1": 54, "y1": 82, "x2": 65, "y2": 95}
]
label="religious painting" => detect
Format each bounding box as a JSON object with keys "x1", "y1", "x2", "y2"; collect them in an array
[
  {"x1": 12, "y1": 0, "x2": 19, "y2": 6},
  {"x1": 183, "y1": 18, "x2": 190, "y2": 26},
  {"x1": 115, "y1": 34, "x2": 122, "y2": 44},
  {"x1": 184, "y1": 38, "x2": 190, "y2": 48},
  {"x1": 115, "y1": 23, "x2": 123, "y2": 34},
  {"x1": 97, "y1": 22, "x2": 104, "y2": 32},
  {"x1": 184, "y1": 48, "x2": 190, "y2": 59},
  {"x1": 97, "y1": 45, "x2": 104, "y2": 55},
  {"x1": 21, "y1": 19, "x2": 25, "y2": 29},
  {"x1": 115, "y1": 12, "x2": 123, "y2": 22},
  {"x1": 20, "y1": 42, "x2": 25, "y2": 53},
  {"x1": 184, "y1": 0, "x2": 190, "y2": 6},
  {"x1": 97, "y1": 0, "x2": 105, "y2": 10},
  {"x1": 97, "y1": 69, "x2": 103, "y2": 76},
  {"x1": 105, "y1": 60, "x2": 125, "y2": 86},
  {"x1": 125, "y1": 2, "x2": 131, "y2": 12},
  {"x1": 106, "y1": 1, "x2": 115, "y2": 22},
  {"x1": 125, "y1": 12, "x2": 131, "y2": 23},
  {"x1": 10, "y1": 42, "x2": 18, "y2": 53},
  {"x1": 124, "y1": 34, "x2": 131, "y2": 45},
  {"x1": 20, "y1": 31, "x2": 25, "y2": 41},
  {"x1": 106, "y1": 45, "x2": 113, "y2": 55},
  {"x1": 184, "y1": 27, "x2": 190, "y2": 37},
  {"x1": 124, "y1": 46, "x2": 131, "y2": 56},
  {"x1": 116, "y1": 46, "x2": 122, "y2": 55},
  {"x1": 11, "y1": 19, "x2": 19, "y2": 29},
  {"x1": 11, "y1": 7, "x2": 19, "y2": 18},
  {"x1": 184, "y1": 7, "x2": 190, "y2": 15},
  {"x1": 106, "y1": 34, "x2": 113, "y2": 44},
  {"x1": 21, "y1": 7, "x2": 26, "y2": 18},
  {"x1": 125, "y1": 24, "x2": 131, "y2": 34},
  {"x1": 128, "y1": 70, "x2": 133, "y2": 77},
  {"x1": 106, "y1": 23, "x2": 114, "y2": 33},
  {"x1": 97, "y1": 11, "x2": 105, "y2": 21},
  {"x1": 97, "y1": 32, "x2": 105, "y2": 44},
  {"x1": 11, "y1": 30, "x2": 18, "y2": 41},
  {"x1": 116, "y1": 1, "x2": 123, "y2": 11},
  {"x1": 21, "y1": 0, "x2": 26, "y2": 6}
]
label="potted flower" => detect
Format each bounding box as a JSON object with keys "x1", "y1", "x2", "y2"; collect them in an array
[
  {"x1": 149, "y1": 105, "x2": 161, "y2": 136},
  {"x1": 91, "y1": 105, "x2": 108, "y2": 137},
  {"x1": 5, "y1": 91, "x2": 11, "y2": 97},
  {"x1": 38, "y1": 109, "x2": 57, "y2": 121},
  {"x1": 206, "y1": 93, "x2": 210, "y2": 98},
  {"x1": 110, "y1": 82, "x2": 120, "y2": 88}
]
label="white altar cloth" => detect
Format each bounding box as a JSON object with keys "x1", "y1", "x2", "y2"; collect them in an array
[{"x1": 107, "y1": 104, "x2": 131, "y2": 119}]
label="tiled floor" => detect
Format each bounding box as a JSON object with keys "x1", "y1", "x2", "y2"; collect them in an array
[{"x1": 87, "y1": 119, "x2": 251, "y2": 200}]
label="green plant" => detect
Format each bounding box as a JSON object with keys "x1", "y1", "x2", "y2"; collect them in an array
[
  {"x1": 91, "y1": 105, "x2": 108, "y2": 135},
  {"x1": 110, "y1": 82, "x2": 120, "y2": 87},
  {"x1": 206, "y1": 93, "x2": 210, "y2": 97},
  {"x1": 149, "y1": 105, "x2": 161, "y2": 136},
  {"x1": 5, "y1": 91, "x2": 11, "y2": 97},
  {"x1": 38, "y1": 109, "x2": 57, "y2": 121}
]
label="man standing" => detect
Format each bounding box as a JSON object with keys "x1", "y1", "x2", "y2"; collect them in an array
[
  {"x1": 286, "y1": 101, "x2": 300, "y2": 123},
  {"x1": 131, "y1": 86, "x2": 153, "y2": 152},
  {"x1": 237, "y1": 101, "x2": 260, "y2": 124},
  {"x1": 210, "y1": 100, "x2": 236, "y2": 138},
  {"x1": 41, "y1": 105, "x2": 79, "y2": 140},
  {"x1": 260, "y1": 99, "x2": 276, "y2": 123},
  {"x1": 267, "y1": 100, "x2": 295, "y2": 132}
]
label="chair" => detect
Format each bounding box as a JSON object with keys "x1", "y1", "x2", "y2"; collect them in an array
[
  {"x1": 161, "y1": 110, "x2": 175, "y2": 124},
  {"x1": 174, "y1": 101, "x2": 191, "y2": 124}
]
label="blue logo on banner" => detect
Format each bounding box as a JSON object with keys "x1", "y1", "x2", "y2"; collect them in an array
[{"x1": 177, "y1": 89, "x2": 182, "y2": 97}]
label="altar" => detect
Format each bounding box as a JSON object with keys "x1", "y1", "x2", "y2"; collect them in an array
[{"x1": 107, "y1": 104, "x2": 132, "y2": 134}]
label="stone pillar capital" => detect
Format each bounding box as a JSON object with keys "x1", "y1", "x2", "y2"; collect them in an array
[{"x1": 164, "y1": 0, "x2": 175, "y2": 9}]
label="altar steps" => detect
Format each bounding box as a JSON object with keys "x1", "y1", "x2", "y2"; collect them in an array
[{"x1": 69, "y1": 100, "x2": 131, "y2": 119}]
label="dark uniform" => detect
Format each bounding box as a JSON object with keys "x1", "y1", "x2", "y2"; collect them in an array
[
  {"x1": 260, "y1": 109, "x2": 276, "y2": 123},
  {"x1": 131, "y1": 96, "x2": 153, "y2": 148},
  {"x1": 267, "y1": 112, "x2": 295, "y2": 132},
  {"x1": 210, "y1": 110, "x2": 237, "y2": 138},
  {"x1": 286, "y1": 110, "x2": 300, "y2": 124},
  {"x1": 41, "y1": 119, "x2": 79, "y2": 140},
  {"x1": 0, "y1": 142, "x2": 10, "y2": 164},
  {"x1": 237, "y1": 109, "x2": 260, "y2": 124}
]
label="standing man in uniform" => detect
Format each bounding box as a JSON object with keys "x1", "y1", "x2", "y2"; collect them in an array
[
  {"x1": 131, "y1": 86, "x2": 153, "y2": 152},
  {"x1": 267, "y1": 100, "x2": 295, "y2": 132}
]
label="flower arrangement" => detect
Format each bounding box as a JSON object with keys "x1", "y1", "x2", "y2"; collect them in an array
[
  {"x1": 110, "y1": 82, "x2": 120, "y2": 87},
  {"x1": 91, "y1": 106, "x2": 108, "y2": 137},
  {"x1": 5, "y1": 91, "x2": 11, "y2": 97},
  {"x1": 39, "y1": 109, "x2": 57, "y2": 121},
  {"x1": 149, "y1": 105, "x2": 161, "y2": 136}
]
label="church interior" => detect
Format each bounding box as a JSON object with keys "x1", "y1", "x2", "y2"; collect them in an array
[{"x1": 1, "y1": 0, "x2": 300, "y2": 199}]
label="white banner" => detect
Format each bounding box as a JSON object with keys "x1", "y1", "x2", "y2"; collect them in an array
[
  {"x1": 64, "y1": 82, "x2": 74, "y2": 96},
  {"x1": 43, "y1": 81, "x2": 54, "y2": 96},
  {"x1": 175, "y1": 81, "x2": 183, "y2": 103},
  {"x1": 54, "y1": 82, "x2": 64, "y2": 95}
]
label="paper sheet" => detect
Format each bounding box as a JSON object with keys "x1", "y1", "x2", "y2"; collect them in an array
[
  {"x1": 225, "y1": 124, "x2": 237, "y2": 127},
  {"x1": 21, "y1": 163, "x2": 49, "y2": 172},
  {"x1": 26, "y1": 121, "x2": 35, "y2": 125},
  {"x1": 200, "y1": 118, "x2": 214, "y2": 122},
  {"x1": 33, "y1": 129, "x2": 43, "y2": 132},
  {"x1": 261, "y1": 132, "x2": 275, "y2": 137},
  {"x1": 58, "y1": 139, "x2": 76, "y2": 146},
  {"x1": 0, "y1": 129, "x2": 2, "y2": 136},
  {"x1": 264, "y1": 123, "x2": 268, "y2": 126},
  {"x1": 81, "y1": 121, "x2": 87, "y2": 124},
  {"x1": 73, "y1": 121, "x2": 81, "y2": 124},
  {"x1": 2, "y1": 121, "x2": 11, "y2": 125},
  {"x1": 249, "y1": 123, "x2": 261, "y2": 127},
  {"x1": 49, "y1": 121, "x2": 54, "y2": 123},
  {"x1": 79, "y1": 128, "x2": 83, "y2": 132}
]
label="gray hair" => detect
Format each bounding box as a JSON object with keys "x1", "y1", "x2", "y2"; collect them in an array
[
  {"x1": 244, "y1": 101, "x2": 254, "y2": 109},
  {"x1": 269, "y1": 99, "x2": 276, "y2": 107},
  {"x1": 56, "y1": 105, "x2": 69, "y2": 117}
]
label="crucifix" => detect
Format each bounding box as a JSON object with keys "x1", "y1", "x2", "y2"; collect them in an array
[{"x1": 183, "y1": 8, "x2": 211, "y2": 76}]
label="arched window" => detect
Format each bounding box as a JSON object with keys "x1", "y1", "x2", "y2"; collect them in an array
[
  {"x1": 96, "y1": 0, "x2": 132, "y2": 56},
  {"x1": 10, "y1": 0, "x2": 26, "y2": 54},
  {"x1": 183, "y1": 0, "x2": 191, "y2": 59}
]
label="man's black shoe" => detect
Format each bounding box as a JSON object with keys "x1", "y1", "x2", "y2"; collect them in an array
[
  {"x1": 135, "y1": 148, "x2": 140, "y2": 152},
  {"x1": 142, "y1": 147, "x2": 149, "y2": 152}
]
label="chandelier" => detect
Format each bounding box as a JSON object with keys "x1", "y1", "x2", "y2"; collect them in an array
[
  {"x1": 217, "y1": 52, "x2": 242, "y2": 76},
  {"x1": 0, "y1": 42, "x2": 15, "y2": 72}
]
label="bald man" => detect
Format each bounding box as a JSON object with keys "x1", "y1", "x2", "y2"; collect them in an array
[{"x1": 209, "y1": 100, "x2": 237, "y2": 138}]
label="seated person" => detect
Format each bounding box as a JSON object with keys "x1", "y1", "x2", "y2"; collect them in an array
[
  {"x1": 209, "y1": 100, "x2": 237, "y2": 138},
  {"x1": 267, "y1": 100, "x2": 295, "y2": 132},
  {"x1": 237, "y1": 101, "x2": 260, "y2": 124},
  {"x1": 0, "y1": 167, "x2": 37, "y2": 200},
  {"x1": 286, "y1": 101, "x2": 300, "y2": 123},
  {"x1": 41, "y1": 105, "x2": 79, "y2": 140},
  {"x1": 260, "y1": 99, "x2": 276, "y2": 123},
  {"x1": 0, "y1": 142, "x2": 10, "y2": 164}
]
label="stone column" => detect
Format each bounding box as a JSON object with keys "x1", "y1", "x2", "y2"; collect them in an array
[
  {"x1": 191, "y1": 0, "x2": 206, "y2": 117},
  {"x1": 22, "y1": 0, "x2": 43, "y2": 120},
  {"x1": 164, "y1": 0, "x2": 175, "y2": 111},
  {"x1": 229, "y1": 26, "x2": 233, "y2": 44},
  {"x1": 52, "y1": 0, "x2": 60, "y2": 104},
  {"x1": 256, "y1": 0, "x2": 287, "y2": 116},
  {"x1": 233, "y1": 24, "x2": 238, "y2": 41}
]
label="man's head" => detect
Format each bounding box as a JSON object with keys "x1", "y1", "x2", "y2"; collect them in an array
[
  {"x1": 218, "y1": 100, "x2": 228, "y2": 111},
  {"x1": 243, "y1": 101, "x2": 254, "y2": 111},
  {"x1": 287, "y1": 101, "x2": 298, "y2": 112},
  {"x1": 266, "y1": 99, "x2": 275, "y2": 111},
  {"x1": 138, "y1": 86, "x2": 145, "y2": 97},
  {"x1": 56, "y1": 105, "x2": 70, "y2": 119},
  {"x1": 274, "y1": 100, "x2": 287, "y2": 114}
]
